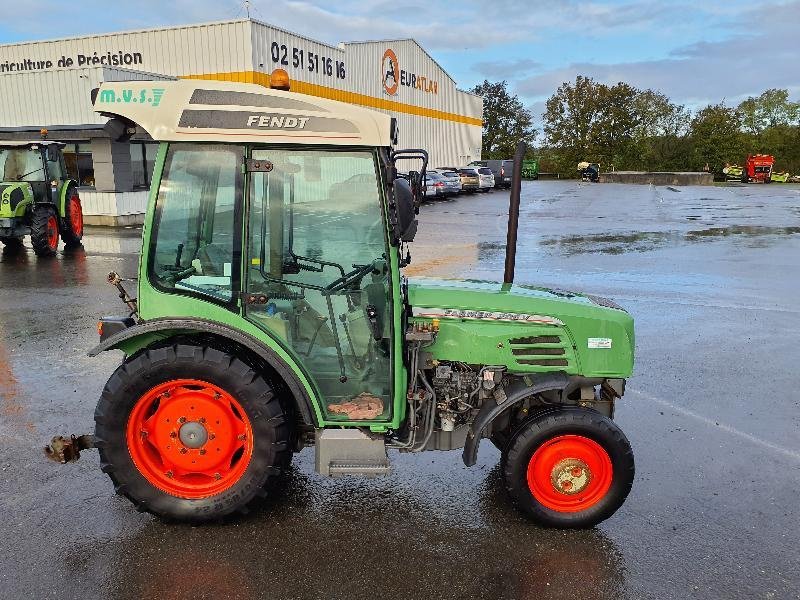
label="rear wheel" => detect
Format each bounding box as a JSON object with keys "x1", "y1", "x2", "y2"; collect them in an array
[
  {"x1": 60, "y1": 189, "x2": 84, "y2": 247},
  {"x1": 502, "y1": 407, "x2": 634, "y2": 528},
  {"x1": 30, "y1": 206, "x2": 59, "y2": 256},
  {"x1": 94, "y1": 344, "x2": 292, "y2": 521}
]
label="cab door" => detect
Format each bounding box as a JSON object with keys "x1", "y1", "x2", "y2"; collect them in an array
[{"x1": 242, "y1": 147, "x2": 395, "y2": 423}]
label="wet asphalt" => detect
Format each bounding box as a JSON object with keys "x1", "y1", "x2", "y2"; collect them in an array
[{"x1": 1, "y1": 181, "x2": 799, "y2": 600}]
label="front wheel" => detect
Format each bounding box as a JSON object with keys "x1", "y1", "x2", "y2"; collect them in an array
[
  {"x1": 94, "y1": 345, "x2": 292, "y2": 521},
  {"x1": 502, "y1": 407, "x2": 634, "y2": 528},
  {"x1": 30, "y1": 206, "x2": 59, "y2": 256}
]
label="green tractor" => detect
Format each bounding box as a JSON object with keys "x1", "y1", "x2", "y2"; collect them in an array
[
  {"x1": 47, "y1": 77, "x2": 635, "y2": 529},
  {"x1": 0, "y1": 141, "x2": 84, "y2": 256}
]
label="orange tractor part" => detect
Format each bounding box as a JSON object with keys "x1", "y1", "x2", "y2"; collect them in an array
[{"x1": 742, "y1": 154, "x2": 775, "y2": 183}]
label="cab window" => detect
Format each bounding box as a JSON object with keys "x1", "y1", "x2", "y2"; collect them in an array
[
  {"x1": 149, "y1": 143, "x2": 242, "y2": 302},
  {"x1": 0, "y1": 148, "x2": 45, "y2": 182},
  {"x1": 245, "y1": 148, "x2": 393, "y2": 420}
]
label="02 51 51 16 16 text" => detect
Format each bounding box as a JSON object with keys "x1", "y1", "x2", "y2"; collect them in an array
[{"x1": 269, "y1": 42, "x2": 346, "y2": 79}]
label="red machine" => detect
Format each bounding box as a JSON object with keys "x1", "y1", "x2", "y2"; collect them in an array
[{"x1": 742, "y1": 154, "x2": 774, "y2": 183}]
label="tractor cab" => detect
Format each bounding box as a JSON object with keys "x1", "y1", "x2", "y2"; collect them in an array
[
  {"x1": 0, "y1": 141, "x2": 83, "y2": 255},
  {"x1": 48, "y1": 74, "x2": 637, "y2": 529}
]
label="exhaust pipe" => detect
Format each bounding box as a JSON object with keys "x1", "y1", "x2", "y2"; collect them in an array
[{"x1": 503, "y1": 141, "x2": 527, "y2": 285}]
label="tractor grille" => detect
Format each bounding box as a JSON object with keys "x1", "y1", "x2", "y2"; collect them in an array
[{"x1": 509, "y1": 335, "x2": 571, "y2": 368}]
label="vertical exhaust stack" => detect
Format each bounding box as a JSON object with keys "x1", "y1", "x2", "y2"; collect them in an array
[{"x1": 503, "y1": 141, "x2": 527, "y2": 285}]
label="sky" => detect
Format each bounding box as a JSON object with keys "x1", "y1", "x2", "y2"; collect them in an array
[{"x1": 0, "y1": 0, "x2": 797, "y2": 123}]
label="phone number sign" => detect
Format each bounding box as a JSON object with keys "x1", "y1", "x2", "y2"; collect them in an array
[{"x1": 270, "y1": 42, "x2": 346, "y2": 80}]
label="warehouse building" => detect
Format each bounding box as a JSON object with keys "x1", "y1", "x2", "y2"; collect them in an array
[{"x1": 0, "y1": 19, "x2": 483, "y2": 224}]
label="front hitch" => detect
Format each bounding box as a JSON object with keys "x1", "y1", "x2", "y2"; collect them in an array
[{"x1": 44, "y1": 434, "x2": 95, "y2": 464}]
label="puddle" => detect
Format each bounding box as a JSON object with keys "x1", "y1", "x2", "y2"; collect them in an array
[
  {"x1": 686, "y1": 225, "x2": 800, "y2": 238},
  {"x1": 539, "y1": 225, "x2": 800, "y2": 255}
]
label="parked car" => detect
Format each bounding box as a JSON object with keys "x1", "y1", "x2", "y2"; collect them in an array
[
  {"x1": 430, "y1": 169, "x2": 462, "y2": 195},
  {"x1": 486, "y1": 159, "x2": 515, "y2": 188},
  {"x1": 424, "y1": 171, "x2": 460, "y2": 198},
  {"x1": 456, "y1": 167, "x2": 480, "y2": 193},
  {"x1": 476, "y1": 167, "x2": 495, "y2": 191}
]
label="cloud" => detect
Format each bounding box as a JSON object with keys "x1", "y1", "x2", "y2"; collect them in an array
[
  {"x1": 515, "y1": 1, "x2": 800, "y2": 108},
  {"x1": 472, "y1": 58, "x2": 542, "y2": 79}
]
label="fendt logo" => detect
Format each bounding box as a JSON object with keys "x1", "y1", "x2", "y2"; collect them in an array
[
  {"x1": 382, "y1": 49, "x2": 400, "y2": 96},
  {"x1": 381, "y1": 48, "x2": 438, "y2": 96},
  {"x1": 98, "y1": 88, "x2": 165, "y2": 107}
]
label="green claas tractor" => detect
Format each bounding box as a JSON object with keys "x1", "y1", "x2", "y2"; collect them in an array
[
  {"x1": 0, "y1": 141, "x2": 83, "y2": 256},
  {"x1": 47, "y1": 76, "x2": 635, "y2": 528}
]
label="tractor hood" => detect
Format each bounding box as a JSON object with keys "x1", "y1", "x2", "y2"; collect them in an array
[{"x1": 407, "y1": 277, "x2": 634, "y2": 378}]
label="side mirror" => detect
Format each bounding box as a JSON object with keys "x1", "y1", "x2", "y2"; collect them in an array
[
  {"x1": 104, "y1": 117, "x2": 136, "y2": 142},
  {"x1": 46, "y1": 145, "x2": 60, "y2": 162},
  {"x1": 392, "y1": 177, "x2": 418, "y2": 243},
  {"x1": 408, "y1": 170, "x2": 423, "y2": 211}
]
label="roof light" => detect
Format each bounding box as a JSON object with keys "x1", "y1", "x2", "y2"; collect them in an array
[
  {"x1": 270, "y1": 69, "x2": 291, "y2": 91},
  {"x1": 40, "y1": 128, "x2": 48, "y2": 138}
]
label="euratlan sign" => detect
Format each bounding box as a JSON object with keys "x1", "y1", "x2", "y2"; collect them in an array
[
  {"x1": 381, "y1": 48, "x2": 438, "y2": 96},
  {"x1": 0, "y1": 50, "x2": 144, "y2": 73}
]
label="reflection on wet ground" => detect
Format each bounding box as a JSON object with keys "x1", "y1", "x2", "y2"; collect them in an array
[{"x1": 1, "y1": 181, "x2": 799, "y2": 599}]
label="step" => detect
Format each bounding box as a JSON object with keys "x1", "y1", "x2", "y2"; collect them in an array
[
  {"x1": 315, "y1": 428, "x2": 390, "y2": 477},
  {"x1": 328, "y1": 461, "x2": 391, "y2": 478}
]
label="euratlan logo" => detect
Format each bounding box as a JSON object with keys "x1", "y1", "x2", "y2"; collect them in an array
[
  {"x1": 381, "y1": 48, "x2": 438, "y2": 96},
  {"x1": 98, "y1": 88, "x2": 165, "y2": 107}
]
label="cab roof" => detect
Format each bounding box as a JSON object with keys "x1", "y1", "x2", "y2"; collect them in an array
[
  {"x1": 92, "y1": 79, "x2": 393, "y2": 147},
  {"x1": 0, "y1": 141, "x2": 65, "y2": 148}
]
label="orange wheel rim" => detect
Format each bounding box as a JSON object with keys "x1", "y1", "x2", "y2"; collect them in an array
[
  {"x1": 126, "y1": 379, "x2": 254, "y2": 499},
  {"x1": 46, "y1": 215, "x2": 58, "y2": 249},
  {"x1": 69, "y1": 196, "x2": 83, "y2": 237},
  {"x1": 527, "y1": 434, "x2": 613, "y2": 513}
]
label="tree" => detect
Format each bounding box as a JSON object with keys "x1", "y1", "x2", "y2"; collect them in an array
[
  {"x1": 737, "y1": 89, "x2": 800, "y2": 172},
  {"x1": 689, "y1": 103, "x2": 743, "y2": 173},
  {"x1": 738, "y1": 89, "x2": 799, "y2": 135},
  {"x1": 470, "y1": 80, "x2": 537, "y2": 159},
  {"x1": 542, "y1": 76, "x2": 605, "y2": 172}
]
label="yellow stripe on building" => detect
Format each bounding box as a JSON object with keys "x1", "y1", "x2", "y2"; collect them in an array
[{"x1": 181, "y1": 71, "x2": 483, "y2": 127}]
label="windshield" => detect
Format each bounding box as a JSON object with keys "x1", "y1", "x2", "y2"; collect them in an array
[{"x1": 0, "y1": 147, "x2": 45, "y2": 182}]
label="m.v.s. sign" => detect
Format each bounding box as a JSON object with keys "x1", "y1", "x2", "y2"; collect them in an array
[{"x1": 381, "y1": 48, "x2": 438, "y2": 97}]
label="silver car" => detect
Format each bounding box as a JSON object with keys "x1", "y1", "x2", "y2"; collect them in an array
[
  {"x1": 425, "y1": 170, "x2": 460, "y2": 198},
  {"x1": 435, "y1": 169, "x2": 462, "y2": 194},
  {"x1": 477, "y1": 167, "x2": 495, "y2": 192}
]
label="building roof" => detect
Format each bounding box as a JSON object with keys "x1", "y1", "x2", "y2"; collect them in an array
[{"x1": 93, "y1": 79, "x2": 393, "y2": 147}]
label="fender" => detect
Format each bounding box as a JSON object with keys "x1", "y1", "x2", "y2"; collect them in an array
[
  {"x1": 461, "y1": 372, "x2": 604, "y2": 466},
  {"x1": 58, "y1": 180, "x2": 78, "y2": 218},
  {"x1": 88, "y1": 317, "x2": 318, "y2": 427}
]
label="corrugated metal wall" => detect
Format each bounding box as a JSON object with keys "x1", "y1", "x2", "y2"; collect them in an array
[
  {"x1": 0, "y1": 19, "x2": 482, "y2": 165},
  {"x1": 0, "y1": 20, "x2": 252, "y2": 78},
  {"x1": 0, "y1": 66, "x2": 173, "y2": 128},
  {"x1": 250, "y1": 29, "x2": 483, "y2": 166}
]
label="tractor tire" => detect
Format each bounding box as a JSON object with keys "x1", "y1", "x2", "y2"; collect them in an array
[
  {"x1": 502, "y1": 406, "x2": 634, "y2": 529},
  {"x1": 94, "y1": 344, "x2": 292, "y2": 521},
  {"x1": 30, "y1": 206, "x2": 59, "y2": 256},
  {"x1": 59, "y1": 189, "x2": 84, "y2": 247}
]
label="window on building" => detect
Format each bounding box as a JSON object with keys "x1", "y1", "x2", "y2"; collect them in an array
[
  {"x1": 63, "y1": 143, "x2": 95, "y2": 187},
  {"x1": 130, "y1": 142, "x2": 159, "y2": 189}
]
